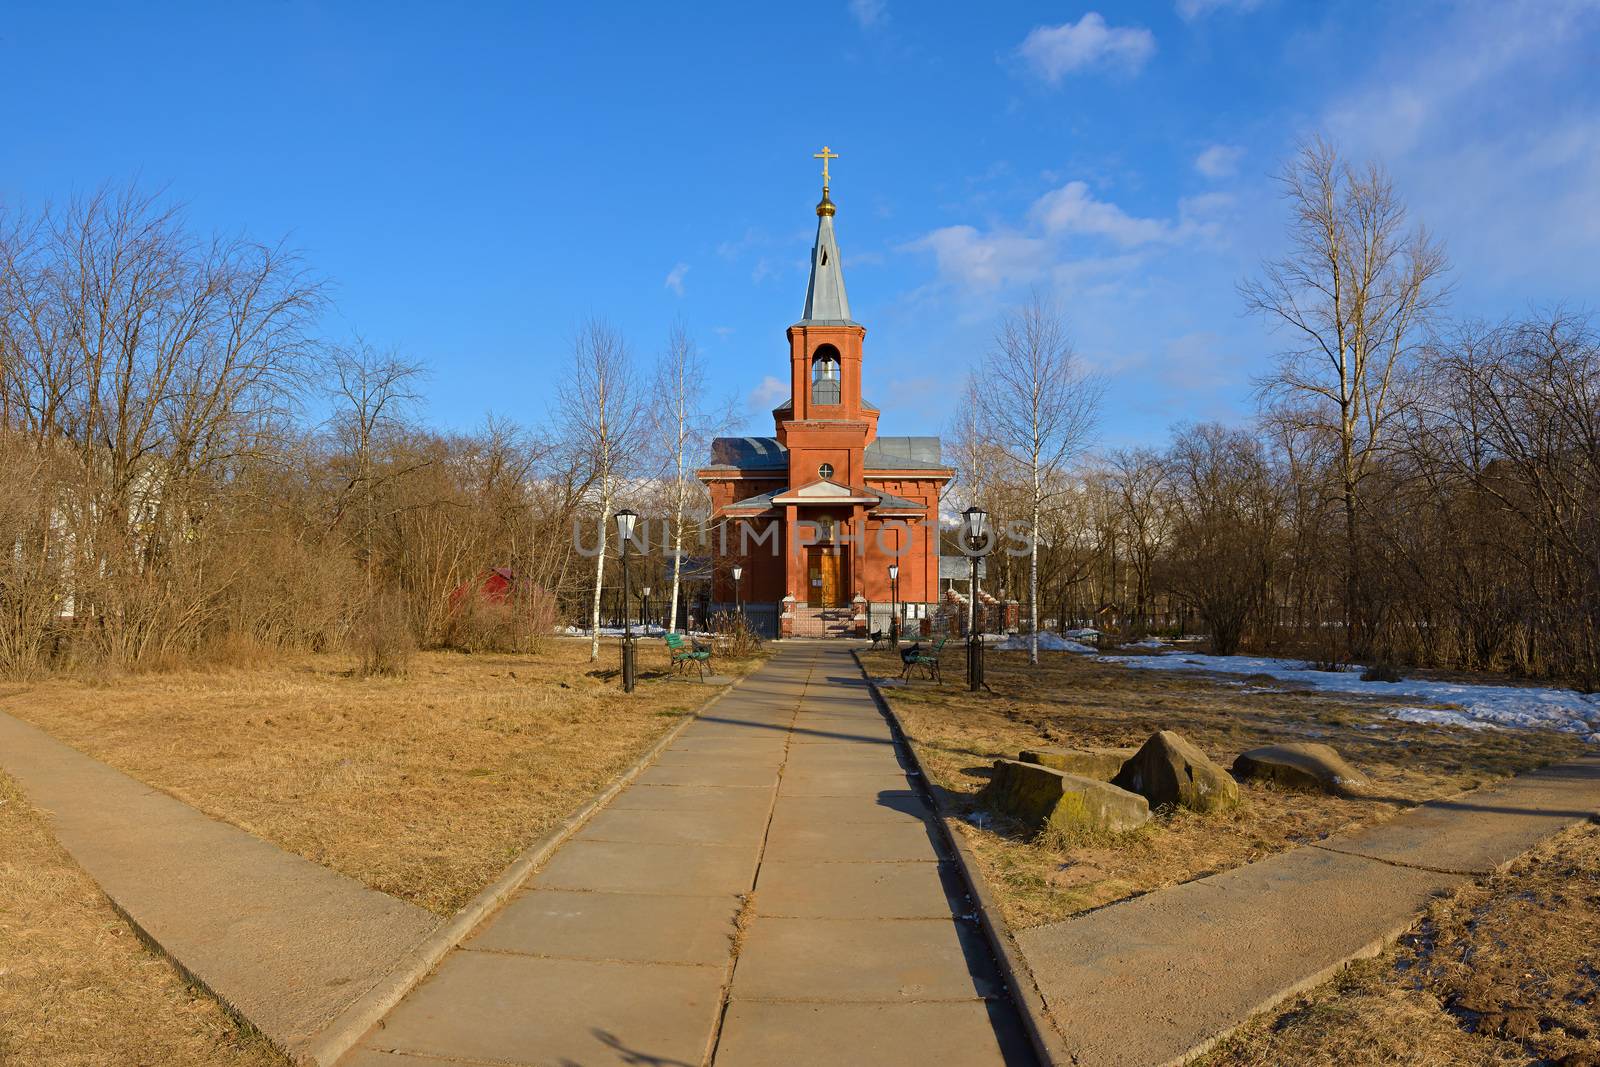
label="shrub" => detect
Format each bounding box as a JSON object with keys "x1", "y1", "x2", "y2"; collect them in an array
[
  {"x1": 711, "y1": 611, "x2": 763, "y2": 658},
  {"x1": 353, "y1": 591, "x2": 415, "y2": 677},
  {"x1": 1360, "y1": 661, "x2": 1406, "y2": 683},
  {"x1": 444, "y1": 582, "x2": 560, "y2": 654}
]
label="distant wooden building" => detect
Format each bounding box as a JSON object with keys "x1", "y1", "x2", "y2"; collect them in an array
[{"x1": 448, "y1": 567, "x2": 516, "y2": 613}]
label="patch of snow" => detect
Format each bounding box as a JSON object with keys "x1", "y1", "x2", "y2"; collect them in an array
[
  {"x1": 996, "y1": 632, "x2": 1097, "y2": 654},
  {"x1": 563, "y1": 625, "x2": 698, "y2": 638},
  {"x1": 1099, "y1": 651, "x2": 1600, "y2": 742},
  {"x1": 873, "y1": 677, "x2": 908, "y2": 688},
  {"x1": 1124, "y1": 638, "x2": 1168, "y2": 649},
  {"x1": 1385, "y1": 706, "x2": 1498, "y2": 731},
  {"x1": 1065, "y1": 628, "x2": 1100, "y2": 641}
]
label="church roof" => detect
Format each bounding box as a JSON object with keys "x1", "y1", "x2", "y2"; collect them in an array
[
  {"x1": 721, "y1": 486, "x2": 785, "y2": 513},
  {"x1": 799, "y1": 193, "x2": 857, "y2": 326},
  {"x1": 705, "y1": 436, "x2": 788, "y2": 471},
  {"x1": 704, "y1": 434, "x2": 948, "y2": 474},
  {"x1": 864, "y1": 436, "x2": 946, "y2": 471},
  {"x1": 720, "y1": 480, "x2": 931, "y2": 516},
  {"x1": 870, "y1": 488, "x2": 926, "y2": 514},
  {"x1": 772, "y1": 479, "x2": 881, "y2": 505},
  {"x1": 773, "y1": 397, "x2": 878, "y2": 414}
]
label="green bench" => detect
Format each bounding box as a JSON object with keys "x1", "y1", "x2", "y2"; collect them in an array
[
  {"x1": 664, "y1": 632, "x2": 713, "y2": 680},
  {"x1": 899, "y1": 634, "x2": 948, "y2": 683}
]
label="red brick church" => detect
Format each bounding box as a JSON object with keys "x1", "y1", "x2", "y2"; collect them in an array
[{"x1": 698, "y1": 154, "x2": 952, "y2": 637}]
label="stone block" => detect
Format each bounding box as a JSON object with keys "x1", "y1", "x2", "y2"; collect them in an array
[
  {"x1": 981, "y1": 759, "x2": 1151, "y2": 835},
  {"x1": 1019, "y1": 746, "x2": 1136, "y2": 782},
  {"x1": 1113, "y1": 730, "x2": 1239, "y2": 813},
  {"x1": 1232, "y1": 742, "x2": 1371, "y2": 797}
]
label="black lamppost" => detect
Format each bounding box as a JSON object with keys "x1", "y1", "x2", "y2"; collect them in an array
[
  {"x1": 963, "y1": 505, "x2": 987, "y2": 692},
  {"x1": 641, "y1": 585, "x2": 652, "y2": 634},
  {"x1": 731, "y1": 564, "x2": 743, "y2": 617},
  {"x1": 616, "y1": 508, "x2": 638, "y2": 692},
  {"x1": 887, "y1": 562, "x2": 900, "y2": 649}
]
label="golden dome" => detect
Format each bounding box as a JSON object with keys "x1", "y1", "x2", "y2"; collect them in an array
[{"x1": 816, "y1": 191, "x2": 836, "y2": 217}]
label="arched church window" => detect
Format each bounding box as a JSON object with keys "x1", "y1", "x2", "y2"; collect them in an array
[{"x1": 811, "y1": 345, "x2": 841, "y2": 406}]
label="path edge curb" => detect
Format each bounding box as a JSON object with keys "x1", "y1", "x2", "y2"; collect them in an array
[
  {"x1": 300, "y1": 667, "x2": 754, "y2": 1067},
  {"x1": 851, "y1": 649, "x2": 1073, "y2": 1067}
]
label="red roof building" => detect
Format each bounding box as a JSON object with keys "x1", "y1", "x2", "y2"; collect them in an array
[{"x1": 697, "y1": 163, "x2": 952, "y2": 637}]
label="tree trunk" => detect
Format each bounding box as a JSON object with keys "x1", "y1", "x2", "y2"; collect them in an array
[
  {"x1": 589, "y1": 487, "x2": 610, "y2": 662},
  {"x1": 1029, "y1": 491, "x2": 1040, "y2": 665}
]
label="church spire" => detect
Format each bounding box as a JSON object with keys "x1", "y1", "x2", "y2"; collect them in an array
[{"x1": 801, "y1": 145, "x2": 853, "y2": 325}]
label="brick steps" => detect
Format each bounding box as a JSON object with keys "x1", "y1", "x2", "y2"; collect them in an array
[{"x1": 788, "y1": 606, "x2": 856, "y2": 638}]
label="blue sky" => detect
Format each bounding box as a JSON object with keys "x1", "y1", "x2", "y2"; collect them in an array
[{"x1": 4, "y1": 1, "x2": 1598, "y2": 446}]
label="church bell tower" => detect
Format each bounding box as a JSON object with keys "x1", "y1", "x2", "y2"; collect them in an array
[{"x1": 778, "y1": 147, "x2": 877, "y2": 483}]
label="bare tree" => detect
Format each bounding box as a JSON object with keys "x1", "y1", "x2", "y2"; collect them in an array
[
  {"x1": 326, "y1": 340, "x2": 424, "y2": 597},
  {"x1": 0, "y1": 185, "x2": 323, "y2": 669},
  {"x1": 1242, "y1": 137, "x2": 1449, "y2": 655},
  {"x1": 971, "y1": 294, "x2": 1101, "y2": 663},
  {"x1": 1104, "y1": 448, "x2": 1169, "y2": 633},
  {"x1": 650, "y1": 321, "x2": 727, "y2": 634},
  {"x1": 558, "y1": 318, "x2": 642, "y2": 661},
  {"x1": 1164, "y1": 423, "x2": 1286, "y2": 655}
]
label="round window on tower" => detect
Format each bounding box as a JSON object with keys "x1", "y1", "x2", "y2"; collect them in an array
[{"x1": 819, "y1": 463, "x2": 834, "y2": 479}]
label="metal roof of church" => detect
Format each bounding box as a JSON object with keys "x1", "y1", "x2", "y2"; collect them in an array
[
  {"x1": 706, "y1": 436, "x2": 788, "y2": 470},
  {"x1": 721, "y1": 482, "x2": 930, "y2": 515},
  {"x1": 799, "y1": 191, "x2": 856, "y2": 326},
  {"x1": 773, "y1": 397, "x2": 879, "y2": 413},
  {"x1": 864, "y1": 436, "x2": 945, "y2": 470},
  {"x1": 704, "y1": 435, "x2": 946, "y2": 472}
]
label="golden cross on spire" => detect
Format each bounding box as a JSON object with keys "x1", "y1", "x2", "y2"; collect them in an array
[{"x1": 813, "y1": 145, "x2": 839, "y2": 190}]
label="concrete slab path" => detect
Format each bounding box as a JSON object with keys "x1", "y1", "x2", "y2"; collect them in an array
[
  {"x1": 1015, "y1": 754, "x2": 1600, "y2": 1066},
  {"x1": 0, "y1": 709, "x2": 440, "y2": 1058},
  {"x1": 348, "y1": 643, "x2": 1035, "y2": 1067}
]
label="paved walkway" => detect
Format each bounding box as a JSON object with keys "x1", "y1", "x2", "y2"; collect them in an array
[
  {"x1": 1015, "y1": 754, "x2": 1600, "y2": 1066},
  {"x1": 345, "y1": 643, "x2": 1034, "y2": 1067},
  {"x1": 0, "y1": 710, "x2": 440, "y2": 1059}
]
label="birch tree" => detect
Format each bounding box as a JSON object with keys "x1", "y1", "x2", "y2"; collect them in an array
[
  {"x1": 651, "y1": 321, "x2": 726, "y2": 634},
  {"x1": 1242, "y1": 137, "x2": 1449, "y2": 655},
  {"x1": 972, "y1": 295, "x2": 1101, "y2": 664},
  {"x1": 559, "y1": 318, "x2": 641, "y2": 661}
]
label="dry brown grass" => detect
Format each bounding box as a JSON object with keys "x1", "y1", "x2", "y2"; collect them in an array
[
  {"x1": 1206, "y1": 823, "x2": 1600, "y2": 1066},
  {"x1": 2, "y1": 637, "x2": 761, "y2": 915},
  {"x1": 860, "y1": 647, "x2": 1584, "y2": 929},
  {"x1": 0, "y1": 771, "x2": 286, "y2": 1067}
]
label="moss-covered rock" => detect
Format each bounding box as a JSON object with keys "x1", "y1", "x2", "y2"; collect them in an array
[
  {"x1": 1113, "y1": 730, "x2": 1239, "y2": 813},
  {"x1": 1232, "y1": 742, "x2": 1371, "y2": 797},
  {"x1": 1019, "y1": 746, "x2": 1136, "y2": 782},
  {"x1": 981, "y1": 759, "x2": 1151, "y2": 834}
]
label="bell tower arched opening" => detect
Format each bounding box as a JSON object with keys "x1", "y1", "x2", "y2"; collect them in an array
[{"x1": 811, "y1": 344, "x2": 842, "y2": 406}]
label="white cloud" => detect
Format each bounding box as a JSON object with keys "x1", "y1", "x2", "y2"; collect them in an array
[
  {"x1": 905, "y1": 181, "x2": 1225, "y2": 294},
  {"x1": 664, "y1": 262, "x2": 689, "y2": 295},
  {"x1": 1030, "y1": 181, "x2": 1170, "y2": 245},
  {"x1": 712, "y1": 325, "x2": 735, "y2": 339},
  {"x1": 848, "y1": 0, "x2": 887, "y2": 29},
  {"x1": 748, "y1": 375, "x2": 788, "y2": 410},
  {"x1": 1320, "y1": 2, "x2": 1600, "y2": 287},
  {"x1": 1017, "y1": 13, "x2": 1155, "y2": 83},
  {"x1": 1194, "y1": 144, "x2": 1244, "y2": 178},
  {"x1": 1176, "y1": 0, "x2": 1263, "y2": 21},
  {"x1": 904, "y1": 225, "x2": 1050, "y2": 290}
]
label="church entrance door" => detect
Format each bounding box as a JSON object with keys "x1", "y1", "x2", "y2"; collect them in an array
[{"x1": 807, "y1": 549, "x2": 842, "y2": 608}]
